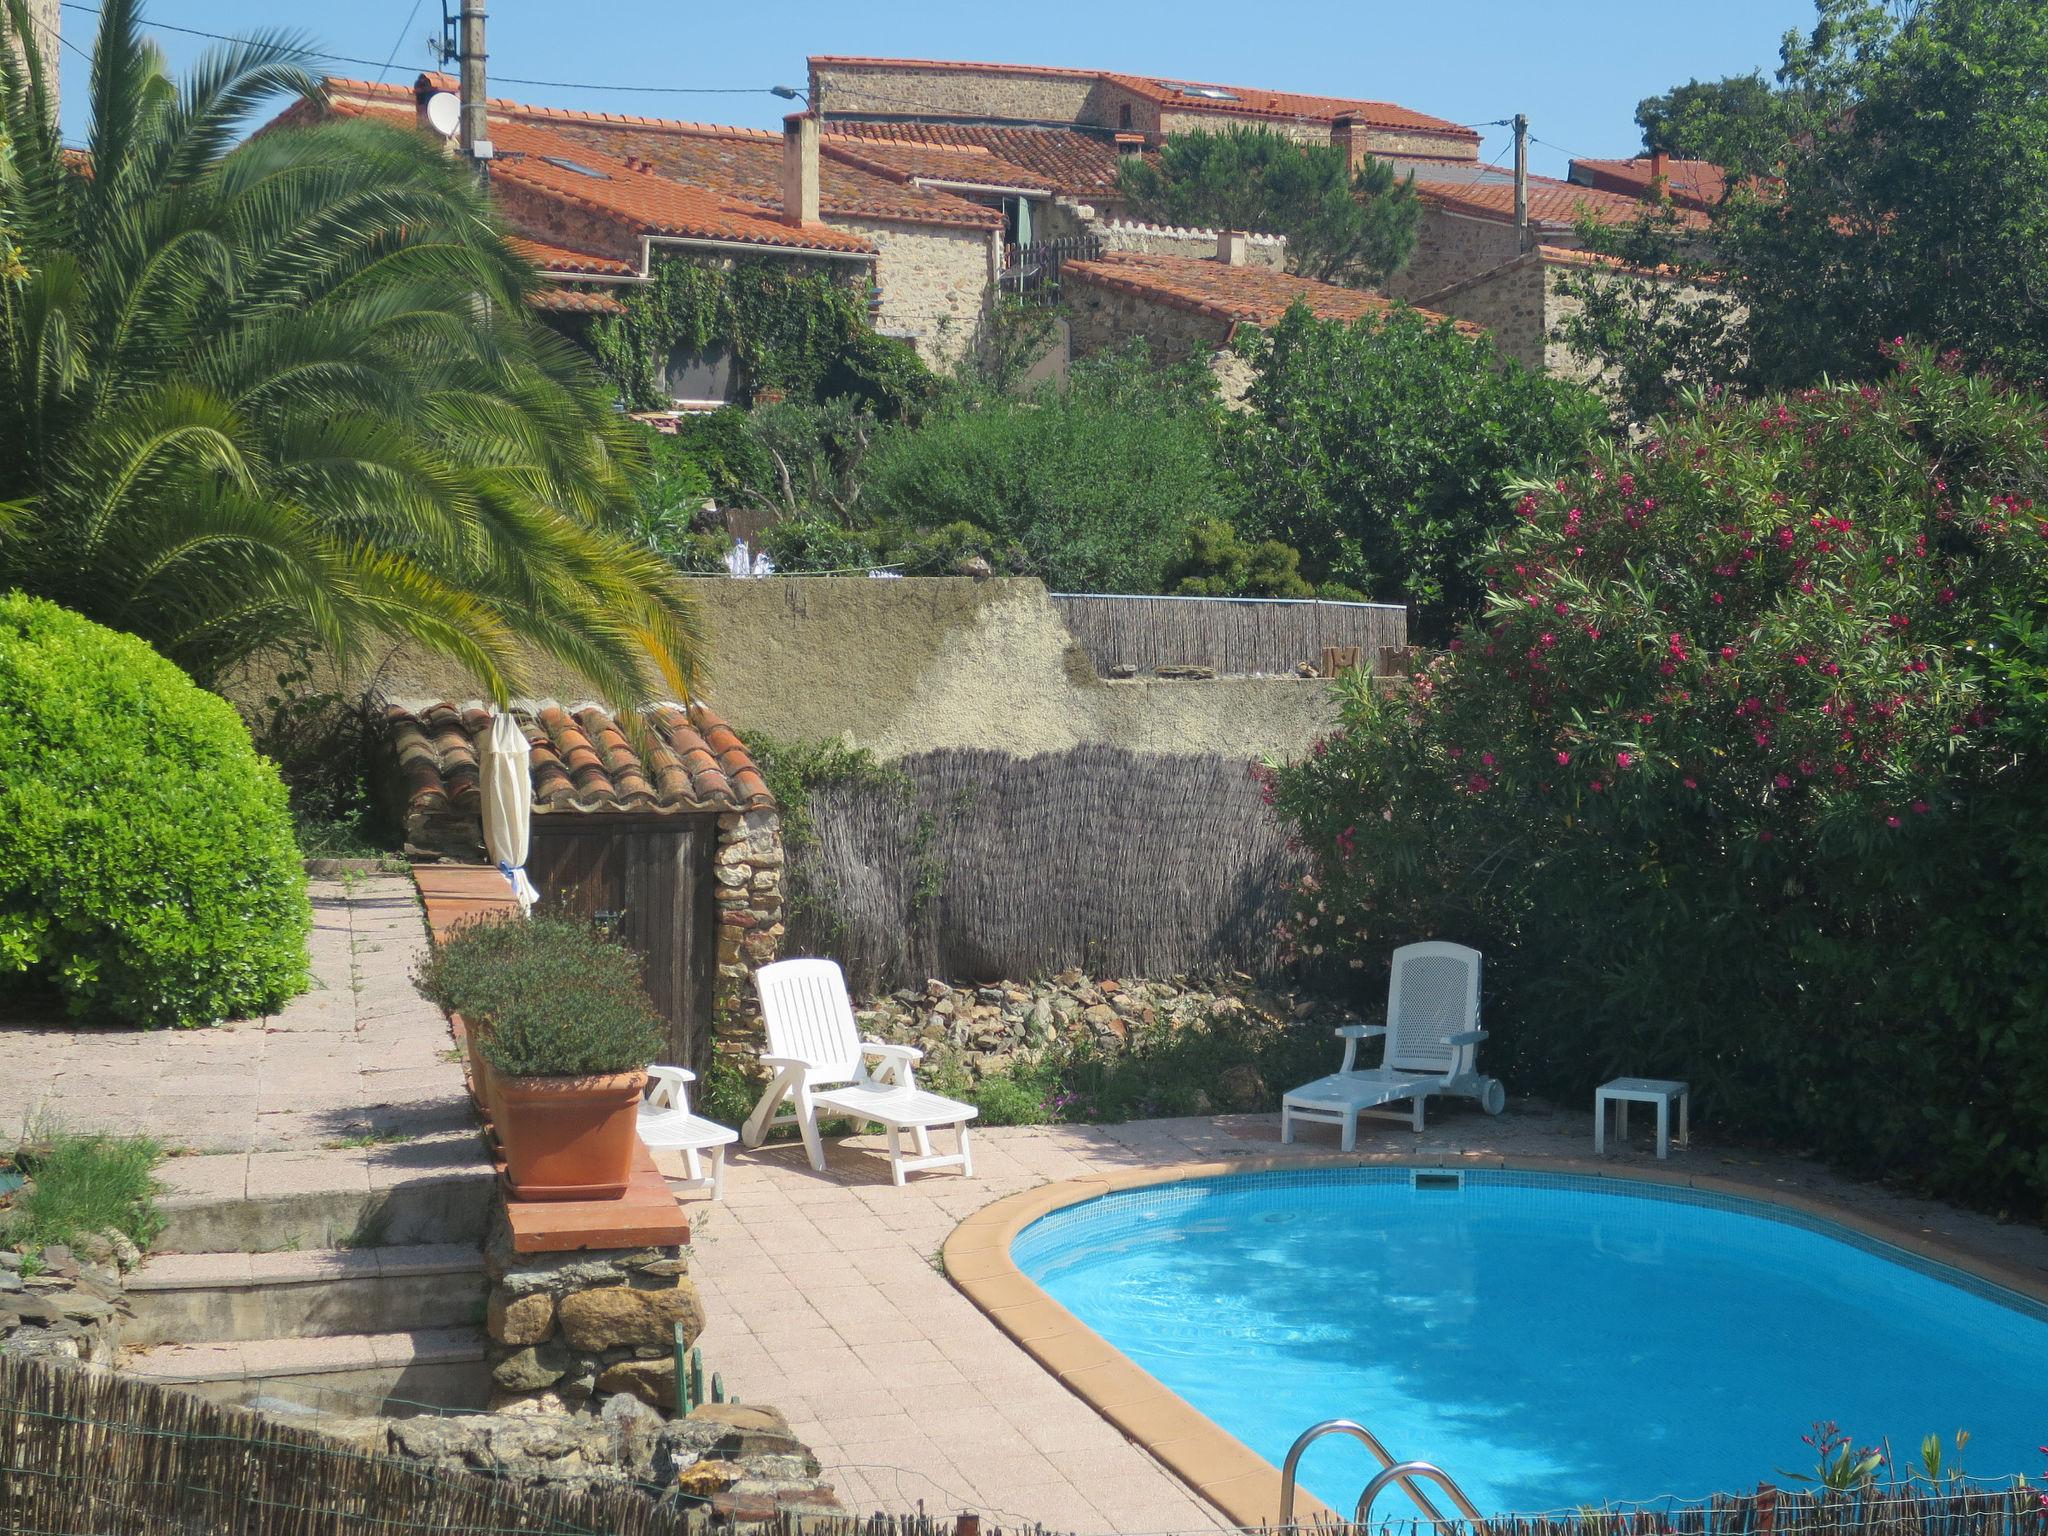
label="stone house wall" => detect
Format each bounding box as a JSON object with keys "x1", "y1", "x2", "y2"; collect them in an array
[
  {"x1": 1416, "y1": 253, "x2": 1551, "y2": 370},
  {"x1": 1064, "y1": 280, "x2": 1233, "y2": 368},
  {"x1": 1097, "y1": 219, "x2": 1286, "y2": 268},
  {"x1": 811, "y1": 61, "x2": 1103, "y2": 127},
  {"x1": 1386, "y1": 205, "x2": 1537, "y2": 305},
  {"x1": 712, "y1": 808, "x2": 783, "y2": 1052},
  {"x1": 490, "y1": 178, "x2": 645, "y2": 268},
  {"x1": 833, "y1": 216, "x2": 994, "y2": 370}
]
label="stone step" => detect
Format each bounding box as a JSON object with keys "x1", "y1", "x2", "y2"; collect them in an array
[
  {"x1": 155, "y1": 1140, "x2": 494, "y2": 1254},
  {"x1": 125, "y1": 1244, "x2": 489, "y2": 1347},
  {"x1": 122, "y1": 1328, "x2": 492, "y2": 1417}
]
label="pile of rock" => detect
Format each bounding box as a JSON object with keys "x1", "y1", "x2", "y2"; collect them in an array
[
  {"x1": 0, "y1": 1233, "x2": 139, "y2": 1365},
  {"x1": 295, "y1": 1397, "x2": 840, "y2": 1518},
  {"x1": 855, "y1": 970, "x2": 1366, "y2": 1096}
]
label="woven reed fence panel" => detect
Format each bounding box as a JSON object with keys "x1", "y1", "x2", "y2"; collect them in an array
[
  {"x1": 0, "y1": 1354, "x2": 1083, "y2": 1536},
  {"x1": 1051, "y1": 594, "x2": 1407, "y2": 677},
  {"x1": 787, "y1": 747, "x2": 1301, "y2": 994}
]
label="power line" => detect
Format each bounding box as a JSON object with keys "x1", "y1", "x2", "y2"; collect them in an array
[
  {"x1": 373, "y1": 0, "x2": 425, "y2": 85},
  {"x1": 55, "y1": 2, "x2": 786, "y2": 95}
]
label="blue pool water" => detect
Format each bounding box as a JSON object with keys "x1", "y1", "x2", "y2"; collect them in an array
[{"x1": 1012, "y1": 1169, "x2": 2048, "y2": 1516}]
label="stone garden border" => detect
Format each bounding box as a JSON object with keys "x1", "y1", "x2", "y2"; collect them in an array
[{"x1": 941, "y1": 1149, "x2": 2048, "y2": 1530}]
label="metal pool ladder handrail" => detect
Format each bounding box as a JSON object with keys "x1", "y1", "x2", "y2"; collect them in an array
[{"x1": 1277, "y1": 1419, "x2": 1487, "y2": 1532}]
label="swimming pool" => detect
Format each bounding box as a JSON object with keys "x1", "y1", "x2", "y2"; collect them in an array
[{"x1": 1011, "y1": 1168, "x2": 2048, "y2": 1517}]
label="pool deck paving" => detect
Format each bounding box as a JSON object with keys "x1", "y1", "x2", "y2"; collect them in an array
[
  {"x1": 668, "y1": 1106, "x2": 2048, "y2": 1536},
  {"x1": 0, "y1": 876, "x2": 489, "y2": 1211}
]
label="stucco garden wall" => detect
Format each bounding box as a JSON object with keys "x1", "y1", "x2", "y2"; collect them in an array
[
  {"x1": 682, "y1": 578, "x2": 1340, "y2": 759},
  {"x1": 833, "y1": 217, "x2": 994, "y2": 369}
]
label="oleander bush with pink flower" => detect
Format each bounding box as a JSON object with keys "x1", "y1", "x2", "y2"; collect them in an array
[{"x1": 1269, "y1": 345, "x2": 2048, "y2": 1213}]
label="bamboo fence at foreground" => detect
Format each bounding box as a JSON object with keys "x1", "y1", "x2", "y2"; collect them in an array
[{"x1": 3, "y1": 1356, "x2": 2043, "y2": 1536}]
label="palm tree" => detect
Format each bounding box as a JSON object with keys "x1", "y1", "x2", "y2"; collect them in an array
[{"x1": 0, "y1": 0, "x2": 700, "y2": 706}]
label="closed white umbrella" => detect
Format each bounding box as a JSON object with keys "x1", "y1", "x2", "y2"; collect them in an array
[{"x1": 480, "y1": 711, "x2": 538, "y2": 912}]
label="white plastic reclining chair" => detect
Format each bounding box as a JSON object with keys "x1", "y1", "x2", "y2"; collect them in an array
[
  {"x1": 637, "y1": 1066, "x2": 739, "y2": 1200},
  {"x1": 1281, "y1": 941, "x2": 1505, "y2": 1149},
  {"x1": 741, "y1": 958, "x2": 977, "y2": 1185}
]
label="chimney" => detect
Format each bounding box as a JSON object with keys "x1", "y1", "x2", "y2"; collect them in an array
[
  {"x1": 1216, "y1": 229, "x2": 1250, "y2": 266},
  {"x1": 1649, "y1": 148, "x2": 1670, "y2": 191},
  {"x1": 782, "y1": 112, "x2": 820, "y2": 226},
  {"x1": 1113, "y1": 131, "x2": 1146, "y2": 159},
  {"x1": 1331, "y1": 113, "x2": 1360, "y2": 174}
]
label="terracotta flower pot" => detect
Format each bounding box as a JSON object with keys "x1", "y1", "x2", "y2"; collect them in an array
[
  {"x1": 454, "y1": 1013, "x2": 510, "y2": 1155},
  {"x1": 494, "y1": 1070, "x2": 646, "y2": 1202}
]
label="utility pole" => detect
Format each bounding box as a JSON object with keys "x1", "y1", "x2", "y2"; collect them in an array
[
  {"x1": 1512, "y1": 112, "x2": 1530, "y2": 251},
  {"x1": 458, "y1": 0, "x2": 492, "y2": 169}
]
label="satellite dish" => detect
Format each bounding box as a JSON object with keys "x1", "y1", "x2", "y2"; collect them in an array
[{"x1": 424, "y1": 91, "x2": 461, "y2": 138}]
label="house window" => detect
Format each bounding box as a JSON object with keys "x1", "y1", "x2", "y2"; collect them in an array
[
  {"x1": 661, "y1": 343, "x2": 735, "y2": 407},
  {"x1": 1118, "y1": 104, "x2": 1133, "y2": 130}
]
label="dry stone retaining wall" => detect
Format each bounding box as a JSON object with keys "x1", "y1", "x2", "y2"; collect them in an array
[{"x1": 0, "y1": 1236, "x2": 136, "y2": 1367}]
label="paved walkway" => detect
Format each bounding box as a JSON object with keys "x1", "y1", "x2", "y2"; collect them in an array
[
  {"x1": 667, "y1": 1109, "x2": 2048, "y2": 1536},
  {"x1": 0, "y1": 877, "x2": 487, "y2": 1206}
]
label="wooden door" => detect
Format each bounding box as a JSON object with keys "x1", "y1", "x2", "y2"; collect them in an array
[{"x1": 525, "y1": 815, "x2": 719, "y2": 1069}]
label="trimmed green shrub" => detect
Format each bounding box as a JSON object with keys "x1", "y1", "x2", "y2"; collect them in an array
[
  {"x1": 0, "y1": 594, "x2": 310, "y2": 1027},
  {"x1": 1268, "y1": 347, "x2": 2048, "y2": 1214},
  {"x1": 415, "y1": 914, "x2": 664, "y2": 1078}
]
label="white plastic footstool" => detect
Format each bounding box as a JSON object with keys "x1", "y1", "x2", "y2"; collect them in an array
[
  {"x1": 1595, "y1": 1077, "x2": 1690, "y2": 1159},
  {"x1": 638, "y1": 1066, "x2": 739, "y2": 1200}
]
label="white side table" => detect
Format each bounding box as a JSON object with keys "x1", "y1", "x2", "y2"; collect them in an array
[{"x1": 1595, "y1": 1077, "x2": 1690, "y2": 1159}]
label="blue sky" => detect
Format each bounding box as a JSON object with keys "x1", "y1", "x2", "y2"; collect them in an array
[{"x1": 54, "y1": 0, "x2": 1817, "y2": 180}]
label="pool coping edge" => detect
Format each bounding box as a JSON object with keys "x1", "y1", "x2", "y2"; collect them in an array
[{"x1": 941, "y1": 1148, "x2": 2048, "y2": 1531}]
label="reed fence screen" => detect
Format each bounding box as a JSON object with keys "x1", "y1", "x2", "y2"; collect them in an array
[
  {"x1": 786, "y1": 746, "x2": 1301, "y2": 995},
  {"x1": 4, "y1": 1355, "x2": 2041, "y2": 1536},
  {"x1": 1050, "y1": 593, "x2": 1407, "y2": 678}
]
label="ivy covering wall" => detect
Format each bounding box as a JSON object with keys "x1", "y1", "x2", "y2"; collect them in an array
[{"x1": 586, "y1": 253, "x2": 930, "y2": 416}]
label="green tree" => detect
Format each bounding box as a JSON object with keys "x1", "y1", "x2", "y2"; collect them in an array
[
  {"x1": 1266, "y1": 347, "x2": 2048, "y2": 1213},
  {"x1": 1551, "y1": 207, "x2": 1747, "y2": 424},
  {"x1": 860, "y1": 347, "x2": 1238, "y2": 592},
  {"x1": 1720, "y1": 0, "x2": 2048, "y2": 389},
  {"x1": 1226, "y1": 305, "x2": 1606, "y2": 637},
  {"x1": 0, "y1": 0, "x2": 699, "y2": 704},
  {"x1": 1117, "y1": 127, "x2": 1419, "y2": 287},
  {"x1": 1634, "y1": 72, "x2": 1797, "y2": 180}
]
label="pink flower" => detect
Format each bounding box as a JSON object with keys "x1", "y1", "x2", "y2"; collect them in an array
[
  {"x1": 1757, "y1": 829, "x2": 1774, "y2": 843},
  {"x1": 1448, "y1": 746, "x2": 1464, "y2": 759},
  {"x1": 1682, "y1": 776, "x2": 1698, "y2": 790},
  {"x1": 1912, "y1": 800, "x2": 1930, "y2": 815},
  {"x1": 1481, "y1": 752, "x2": 1496, "y2": 768},
  {"x1": 1556, "y1": 750, "x2": 1572, "y2": 765},
  {"x1": 1885, "y1": 814, "x2": 1902, "y2": 828},
  {"x1": 1448, "y1": 639, "x2": 1464, "y2": 652},
  {"x1": 1775, "y1": 773, "x2": 1793, "y2": 789},
  {"x1": 1791, "y1": 655, "x2": 1809, "y2": 666},
  {"x1": 1467, "y1": 774, "x2": 1492, "y2": 793},
  {"x1": 1588, "y1": 780, "x2": 1604, "y2": 793},
  {"x1": 1616, "y1": 752, "x2": 1633, "y2": 770}
]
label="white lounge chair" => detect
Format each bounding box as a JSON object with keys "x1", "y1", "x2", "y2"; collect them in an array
[
  {"x1": 1281, "y1": 941, "x2": 1505, "y2": 1149},
  {"x1": 638, "y1": 1066, "x2": 739, "y2": 1201},
  {"x1": 740, "y1": 958, "x2": 978, "y2": 1185}
]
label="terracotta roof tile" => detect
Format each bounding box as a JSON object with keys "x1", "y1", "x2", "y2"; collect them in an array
[
  {"x1": 506, "y1": 236, "x2": 637, "y2": 276},
  {"x1": 526, "y1": 286, "x2": 627, "y2": 315},
  {"x1": 824, "y1": 121, "x2": 1127, "y2": 199},
  {"x1": 1061, "y1": 251, "x2": 1481, "y2": 334},
  {"x1": 383, "y1": 698, "x2": 774, "y2": 819},
  {"x1": 1570, "y1": 155, "x2": 1727, "y2": 212},
  {"x1": 524, "y1": 115, "x2": 1001, "y2": 231},
  {"x1": 808, "y1": 57, "x2": 1474, "y2": 141},
  {"x1": 1415, "y1": 173, "x2": 1709, "y2": 232},
  {"x1": 821, "y1": 138, "x2": 1061, "y2": 195},
  {"x1": 320, "y1": 80, "x2": 881, "y2": 253}
]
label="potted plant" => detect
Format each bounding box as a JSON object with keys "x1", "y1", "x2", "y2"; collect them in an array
[{"x1": 416, "y1": 915, "x2": 664, "y2": 1200}]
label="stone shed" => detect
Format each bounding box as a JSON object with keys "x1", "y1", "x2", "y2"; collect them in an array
[{"x1": 380, "y1": 699, "x2": 783, "y2": 1067}]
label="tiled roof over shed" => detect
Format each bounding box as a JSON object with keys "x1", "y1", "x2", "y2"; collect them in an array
[
  {"x1": 1061, "y1": 251, "x2": 1481, "y2": 334},
  {"x1": 386, "y1": 698, "x2": 772, "y2": 820}
]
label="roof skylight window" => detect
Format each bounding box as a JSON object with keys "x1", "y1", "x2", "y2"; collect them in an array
[{"x1": 541, "y1": 155, "x2": 611, "y2": 180}]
